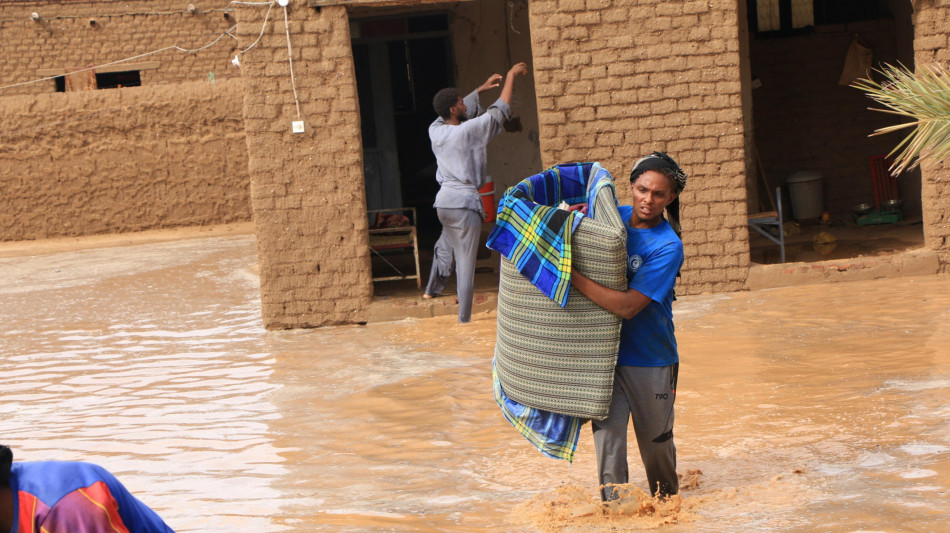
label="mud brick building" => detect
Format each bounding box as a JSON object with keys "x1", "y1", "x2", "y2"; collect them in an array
[
  {"x1": 0, "y1": 0, "x2": 250, "y2": 240},
  {"x1": 1, "y1": 0, "x2": 948, "y2": 328}
]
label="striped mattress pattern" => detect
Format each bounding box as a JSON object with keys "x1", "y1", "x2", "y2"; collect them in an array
[{"x1": 494, "y1": 179, "x2": 626, "y2": 419}]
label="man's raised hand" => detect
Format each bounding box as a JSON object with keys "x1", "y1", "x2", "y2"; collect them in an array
[
  {"x1": 508, "y1": 62, "x2": 528, "y2": 78},
  {"x1": 477, "y1": 73, "x2": 503, "y2": 93},
  {"x1": 499, "y1": 61, "x2": 528, "y2": 105}
]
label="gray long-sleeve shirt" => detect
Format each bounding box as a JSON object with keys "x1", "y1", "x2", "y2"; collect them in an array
[{"x1": 429, "y1": 89, "x2": 511, "y2": 216}]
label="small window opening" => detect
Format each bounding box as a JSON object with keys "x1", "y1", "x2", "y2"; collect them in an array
[
  {"x1": 96, "y1": 70, "x2": 141, "y2": 89},
  {"x1": 53, "y1": 70, "x2": 142, "y2": 92}
]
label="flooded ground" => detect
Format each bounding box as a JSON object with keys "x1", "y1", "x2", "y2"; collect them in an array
[{"x1": 1, "y1": 234, "x2": 947, "y2": 532}]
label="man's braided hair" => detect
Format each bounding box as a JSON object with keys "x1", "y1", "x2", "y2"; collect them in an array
[{"x1": 629, "y1": 151, "x2": 688, "y2": 192}]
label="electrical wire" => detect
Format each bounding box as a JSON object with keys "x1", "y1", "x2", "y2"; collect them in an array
[
  {"x1": 0, "y1": 9, "x2": 231, "y2": 24},
  {"x1": 234, "y1": 1, "x2": 275, "y2": 56},
  {"x1": 0, "y1": 26, "x2": 238, "y2": 93},
  {"x1": 507, "y1": 1, "x2": 521, "y2": 36},
  {"x1": 230, "y1": 1, "x2": 300, "y2": 120},
  {"x1": 0, "y1": 0, "x2": 298, "y2": 124},
  {"x1": 281, "y1": 4, "x2": 301, "y2": 119},
  {"x1": 0, "y1": 0, "x2": 277, "y2": 94}
]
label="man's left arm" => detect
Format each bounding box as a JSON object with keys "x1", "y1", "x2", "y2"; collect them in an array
[
  {"x1": 572, "y1": 242, "x2": 683, "y2": 319},
  {"x1": 571, "y1": 273, "x2": 652, "y2": 319}
]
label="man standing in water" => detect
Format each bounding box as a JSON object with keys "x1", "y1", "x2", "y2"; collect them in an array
[
  {"x1": 571, "y1": 152, "x2": 687, "y2": 500},
  {"x1": 425, "y1": 61, "x2": 529, "y2": 323}
]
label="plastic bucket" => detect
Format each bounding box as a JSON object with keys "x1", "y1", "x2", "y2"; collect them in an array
[
  {"x1": 785, "y1": 171, "x2": 824, "y2": 221},
  {"x1": 480, "y1": 177, "x2": 496, "y2": 223}
]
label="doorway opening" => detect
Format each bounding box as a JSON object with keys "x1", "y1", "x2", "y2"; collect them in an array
[
  {"x1": 351, "y1": 12, "x2": 454, "y2": 248},
  {"x1": 351, "y1": 12, "x2": 456, "y2": 291},
  {"x1": 743, "y1": 0, "x2": 923, "y2": 265}
]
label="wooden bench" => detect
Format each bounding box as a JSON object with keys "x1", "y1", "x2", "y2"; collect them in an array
[{"x1": 368, "y1": 208, "x2": 421, "y2": 288}]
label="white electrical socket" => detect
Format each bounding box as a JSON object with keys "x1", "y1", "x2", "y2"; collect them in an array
[{"x1": 292, "y1": 121, "x2": 305, "y2": 133}]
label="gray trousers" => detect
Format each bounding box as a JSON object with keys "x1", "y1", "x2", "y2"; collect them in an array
[
  {"x1": 433, "y1": 207, "x2": 481, "y2": 323},
  {"x1": 592, "y1": 364, "x2": 679, "y2": 499},
  {"x1": 424, "y1": 233, "x2": 454, "y2": 297}
]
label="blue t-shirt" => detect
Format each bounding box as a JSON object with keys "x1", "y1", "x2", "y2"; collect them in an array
[{"x1": 616, "y1": 205, "x2": 684, "y2": 367}]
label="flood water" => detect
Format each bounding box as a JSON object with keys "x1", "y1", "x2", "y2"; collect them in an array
[{"x1": 1, "y1": 234, "x2": 947, "y2": 532}]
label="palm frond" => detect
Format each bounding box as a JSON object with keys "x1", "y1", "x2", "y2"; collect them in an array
[{"x1": 852, "y1": 62, "x2": 950, "y2": 174}]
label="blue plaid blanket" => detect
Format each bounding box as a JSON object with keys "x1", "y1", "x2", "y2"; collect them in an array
[
  {"x1": 492, "y1": 359, "x2": 583, "y2": 462},
  {"x1": 486, "y1": 163, "x2": 616, "y2": 307}
]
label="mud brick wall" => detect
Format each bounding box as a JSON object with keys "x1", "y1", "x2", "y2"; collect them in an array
[
  {"x1": 234, "y1": 1, "x2": 371, "y2": 329},
  {"x1": 750, "y1": 19, "x2": 903, "y2": 217},
  {"x1": 913, "y1": 1, "x2": 950, "y2": 272},
  {"x1": 0, "y1": 79, "x2": 250, "y2": 241},
  {"x1": 0, "y1": 0, "x2": 238, "y2": 97},
  {"x1": 450, "y1": 0, "x2": 542, "y2": 210},
  {"x1": 526, "y1": 0, "x2": 750, "y2": 295}
]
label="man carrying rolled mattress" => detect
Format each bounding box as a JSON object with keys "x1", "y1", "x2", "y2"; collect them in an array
[{"x1": 570, "y1": 151, "x2": 687, "y2": 501}]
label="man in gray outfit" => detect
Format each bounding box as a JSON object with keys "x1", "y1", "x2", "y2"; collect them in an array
[{"x1": 425, "y1": 61, "x2": 528, "y2": 323}]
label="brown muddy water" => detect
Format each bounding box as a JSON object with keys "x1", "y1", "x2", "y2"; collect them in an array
[{"x1": 1, "y1": 234, "x2": 947, "y2": 532}]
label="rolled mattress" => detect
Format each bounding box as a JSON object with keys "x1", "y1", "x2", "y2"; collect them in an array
[{"x1": 493, "y1": 163, "x2": 627, "y2": 420}]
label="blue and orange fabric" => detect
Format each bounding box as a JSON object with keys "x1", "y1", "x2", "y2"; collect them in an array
[
  {"x1": 9, "y1": 461, "x2": 174, "y2": 532},
  {"x1": 486, "y1": 162, "x2": 616, "y2": 307}
]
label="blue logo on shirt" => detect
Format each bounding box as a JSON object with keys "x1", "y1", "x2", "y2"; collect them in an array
[{"x1": 628, "y1": 254, "x2": 643, "y2": 274}]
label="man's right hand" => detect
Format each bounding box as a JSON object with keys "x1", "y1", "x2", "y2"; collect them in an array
[
  {"x1": 508, "y1": 62, "x2": 528, "y2": 78},
  {"x1": 499, "y1": 62, "x2": 528, "y2": 105}
]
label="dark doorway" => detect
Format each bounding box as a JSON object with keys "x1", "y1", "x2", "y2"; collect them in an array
[{"x1": 351, "y1": 13, "x2": 454, "y2": 247}]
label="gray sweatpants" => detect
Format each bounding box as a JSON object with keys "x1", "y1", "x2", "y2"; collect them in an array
[
  {"x1": 434, "y1": 207, "x2": 481, "y2": 323},
  {"x1": 592, "y1": 364, "x2": 679, "y2": 499},
  {"x1": 424, "y1": 232, "x2": 454, "y2": 298}
]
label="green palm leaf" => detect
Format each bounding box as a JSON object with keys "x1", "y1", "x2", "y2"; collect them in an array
[{"x1": 852, "y1": 62, "x2": 950, "y2": 174}]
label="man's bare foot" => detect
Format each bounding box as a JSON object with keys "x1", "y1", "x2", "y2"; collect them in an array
[{"x1": 422, "y1": 293, "x2": 435, "y2": 300}]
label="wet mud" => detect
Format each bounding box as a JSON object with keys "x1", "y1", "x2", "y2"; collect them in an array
[{"x1": 1, "y1": 234, "x2": 947, "y2": 532}]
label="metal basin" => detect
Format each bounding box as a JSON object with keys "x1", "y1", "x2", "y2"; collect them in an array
[{"x1": 884, "y1": 199, "x2": 903, "y2": 210}]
